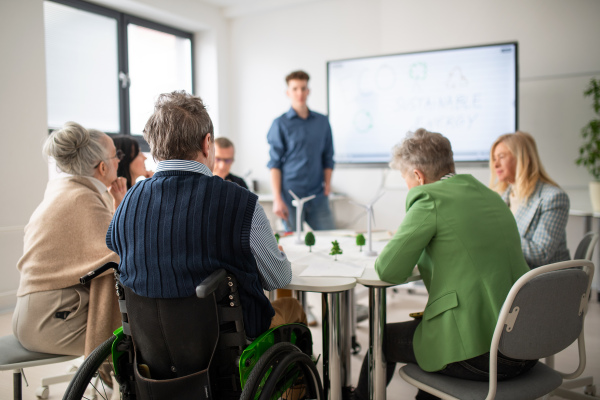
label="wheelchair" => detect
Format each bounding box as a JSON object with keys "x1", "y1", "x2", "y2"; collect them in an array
[{"x1": 62, "y1": 262, "x2": 323, "y2": 400}]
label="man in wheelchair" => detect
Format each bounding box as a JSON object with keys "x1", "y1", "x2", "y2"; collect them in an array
[{"x1": 65, "y1": 91, "x2": 321, "y2": 399}]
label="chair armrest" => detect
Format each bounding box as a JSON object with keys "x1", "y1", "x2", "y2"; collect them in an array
[
  {"x1": 80, "y1": 262, "x2": 118, "y2": 285},
  {"x1": 196, "y1": 269, "x2": 228, "y2": 298}
]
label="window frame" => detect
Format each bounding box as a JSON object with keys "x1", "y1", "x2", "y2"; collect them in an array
[{"x1": 45, "y1": 0, "x2": 195, "y2": 151}]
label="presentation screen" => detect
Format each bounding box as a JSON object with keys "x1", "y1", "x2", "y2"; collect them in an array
[{"x1": 327, "y1": 42, "x2": 518, "y2": 164}]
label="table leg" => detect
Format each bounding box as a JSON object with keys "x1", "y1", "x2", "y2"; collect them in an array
[
  {"x1": 369, "y1": 287, "x2": 387, "y2": 400},
  {"x1": 342, "y1": 290, "x2": 352, "y2": 385},
  {"x1": 294, "y1": 290, "x2": 307, "y2": 308},
  {"x1": 322, "y1": 292, "x2": 343, "y2": 400}
]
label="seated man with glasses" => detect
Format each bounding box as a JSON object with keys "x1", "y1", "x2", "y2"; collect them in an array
[{"x1": 213, "y1": 137, "x2": 249, "y2": 189}]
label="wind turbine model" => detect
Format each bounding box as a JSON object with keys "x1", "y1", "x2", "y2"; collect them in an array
[
  {"x1": 349, "y1": 191, "x2": 385, "y2": 256},
  {"x1": 288, "y1": 190, "x2": 316, "y2": 244}
]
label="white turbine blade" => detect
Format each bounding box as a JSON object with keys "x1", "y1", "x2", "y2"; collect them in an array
[
  {"x1": 303, "y1": 194, "x2": 316, "y2": 202},
  {"x1": 368, "y1": 191, "x2": 385, "y2": 206},
  {"x1": 370, "y1": 209, "x2": 377, "y2": 227},
  {"x1": 348, "y1": 200, "x2": 368, "y2": 210},
  {"x1": 288, "y1": 190, "x2": 300, "y2": 201}
]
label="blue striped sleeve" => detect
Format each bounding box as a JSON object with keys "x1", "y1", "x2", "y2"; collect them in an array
[{"x1": 249, "y1": 202, "x2": 292, "y2": 290}]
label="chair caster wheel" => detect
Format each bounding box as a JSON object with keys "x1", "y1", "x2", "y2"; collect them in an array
[
  {"x1": 584, "y1": 384, "x2": 596, "y2": 396},
  {"x1": 35, "y1": 386, "x2": 49, "y2": 399}
]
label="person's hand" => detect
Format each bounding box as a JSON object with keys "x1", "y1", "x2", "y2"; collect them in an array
[
  {"x1": 273, "y1": 197, "x2": 289, "y2": 221},
  {"x1": 324, "y1": 181, "x2": 331, "y2": 196},
  {"x1": 108, "y1": 177, "x2": 128, "y2": 209},
  {"x1": 278, "y1": 244, "x2": 285, "y2": 253},
  {"x1": 144, "y1": 170, "x2": 154, "y2": 178}
]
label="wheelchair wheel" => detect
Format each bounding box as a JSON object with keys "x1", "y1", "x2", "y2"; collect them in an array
[
  {"x1": 241, "y1": 342, "x2": 323, "y2": 400},
  {"x1": 62, "y1": 335, "x2": 116, "y2": 400}
]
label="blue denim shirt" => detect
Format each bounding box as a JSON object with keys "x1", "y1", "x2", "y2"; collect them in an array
[{"x1": 267, "y1": 107, "x2": 334, "y2": 203}]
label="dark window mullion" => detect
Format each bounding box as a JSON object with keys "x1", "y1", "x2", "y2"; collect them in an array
[{"x1": 118, "y1": 13, "x2": 130, "y2": 136}]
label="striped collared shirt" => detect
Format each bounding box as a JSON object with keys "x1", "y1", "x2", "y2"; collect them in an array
[
  {"x1": 155, "y1": 160, "x2": 292, "y2": 290},
  {"x1": 440, "y1": 173, "x2": 456, "y2": 180}
]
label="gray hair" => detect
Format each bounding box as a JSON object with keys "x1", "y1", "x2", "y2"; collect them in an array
[
  {"x1": 43, "y1": 121, "x2": 109, "y2": 177},
  {"x1": 390, "y1": 128, "x2": 455, "y2": 180},
  {"x1": 143, "y1": 91, "x2": 214, "y2": 161}
]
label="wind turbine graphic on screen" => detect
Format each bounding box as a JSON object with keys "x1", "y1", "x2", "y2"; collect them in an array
[
  {"x1": 349, "y1": 191, "x2": 385, "y2": 257},
  {"x1": 289, "y1": 190, "x2": 316, "y2": 244}
]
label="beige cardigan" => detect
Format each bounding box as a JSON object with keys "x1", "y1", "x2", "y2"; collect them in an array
[{"x1": 17, "y1": 176, "x2": 121, "y2": 356}]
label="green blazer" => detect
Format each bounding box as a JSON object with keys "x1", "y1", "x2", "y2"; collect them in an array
[{"x1": 375, "y1": 174, "x2": 529, "y2": 372}]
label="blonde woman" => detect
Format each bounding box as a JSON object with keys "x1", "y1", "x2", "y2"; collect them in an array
[
  {"x1": 13, "y1": 122, "x2": 127, "y2": 358},
  {"x1": 490, "y1": 131, "x2": 570, "y2": 269}
]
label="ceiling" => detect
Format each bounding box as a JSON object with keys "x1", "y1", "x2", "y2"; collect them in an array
[{"x1": 198, "y1": 0, "x2": 326, "y2": 18}]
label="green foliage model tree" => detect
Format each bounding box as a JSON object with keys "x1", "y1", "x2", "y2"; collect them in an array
[
  {"x1": 576, "y1": 78, "x2": 600, "y2": 180},
  {"x1": 356, "y1": 233, "x2": 366, "y2": 252},
  {"x1": 305, "y1": 231, "x2": 315, "y2": 252},
  {"x1": 330, "y1": 240, "x2": 343, "y2": 261},
  {"x1": 274, "y1": 232, "x2": 280, "y2": 244}
]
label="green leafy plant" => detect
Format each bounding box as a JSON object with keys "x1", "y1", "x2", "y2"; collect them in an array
[
  {"x1": 356, "y1": 233, "x2": 366, "y2": 252},
  {"x1": 330, "y1": 240, "x2": 343, "y2": 261},
  {"x1": 576, "y1": 78, "x2": 600, "y2": 180},
  {"x1": 305, "y1": 231, "x2": 315, "y2": 252},
  {"x1": 274, "y1": 232, "x2": 280, "y2": 244}
]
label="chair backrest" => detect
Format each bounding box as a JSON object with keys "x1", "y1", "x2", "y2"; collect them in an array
[
  {"x1": 124, "y1": 286, "x2": 220, "y2": 379},
  {"x1": 573, "y1": 232, "x2": 599, "y2": 260},
  {"x1": 497, "y1": 264, "x2": 590, "y2": 360}
]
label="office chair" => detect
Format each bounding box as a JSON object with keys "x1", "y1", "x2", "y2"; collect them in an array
[
  {"x1": 548, "y1": 232, "x2": 599, "y2": 399},
  {"x1": 0, "y1": 334, "x2": 78, "y2": 400},
  {"x1": 399, "y1": 259, "x2": 595, "y2": 400}
]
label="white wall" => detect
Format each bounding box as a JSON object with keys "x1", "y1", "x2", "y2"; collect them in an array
[
  {"x1": 228, "y1": 0, "x2": 600, "y2": 232},
  {"x1": 0, "y1": 0, "x2": 49, "y2": 311}
]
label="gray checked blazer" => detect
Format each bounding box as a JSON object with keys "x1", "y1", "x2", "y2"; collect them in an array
[{"x1": 502, "y1": 181, "x2": 571, "y2": 268}]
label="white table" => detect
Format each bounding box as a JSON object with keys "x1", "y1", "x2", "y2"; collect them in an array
[
  {"x1": 357, "y1": 268, "x2": 421, "y2": 400},
  {"x1": 280, "y1": 231, "x2": 421, "y2": 400}
]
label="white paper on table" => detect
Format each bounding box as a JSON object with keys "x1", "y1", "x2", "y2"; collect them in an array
[{"x1": 298, "y1": 260, "x2": 365, "y2": 278}]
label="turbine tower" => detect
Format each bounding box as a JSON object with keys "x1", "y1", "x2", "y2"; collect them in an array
[
  {"x1": 289, "y1": 190, "x2": 316, "y2": 244},
  {"x1": 349, "y1": 191, "x2": 385, "y2": 256}
]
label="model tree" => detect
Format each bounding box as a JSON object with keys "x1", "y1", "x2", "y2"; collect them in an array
[
  {"x1": 330, "y1": 240, "x2": 343, "y2": 261},
  {"x1": 356, "y1": 233, "x2": 366, "y2": 252},
  {"x1": 305, "y1": 231, "x2": 315, "y2": 252},
  {"x1": 274, "y1": 232, "x2": 280, "y2": 244}
]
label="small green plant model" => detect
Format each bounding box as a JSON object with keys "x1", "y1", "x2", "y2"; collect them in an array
[
  {"x1": 305, "y1": 231, "x2": 315, "y2": 252},
  {"x1": 576, "y1": 78, "x2": 600, "y2": 180},
  {"x1": 356, "y1": 233, "x2": 366, "y2": 252},
  {"x1": 330, "y1": 240, "x2": 343, "y2": 261},
  {"x1": 274, "y1": 232, "x2": 280, "y2": 244}
]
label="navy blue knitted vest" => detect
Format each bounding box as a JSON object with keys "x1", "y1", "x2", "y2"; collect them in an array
[{"x1": 107, "y1": 170, "x2": 274, "y2": 338}]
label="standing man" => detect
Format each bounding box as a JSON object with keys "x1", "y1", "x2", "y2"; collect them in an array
[
  {"x1": 213, "y1": 137, "x2": 249, "y2": 189},
  {"x1": 267, "y1": 70, "x2": 335, "y2": 232}
]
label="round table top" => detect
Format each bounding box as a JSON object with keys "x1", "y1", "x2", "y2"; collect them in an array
[
  {"x1": 356, "y1": 268, "x2": 421, "y2": 287},
  {"x1": 285, "y1": 275, "x2": 357, "y2": 292}
]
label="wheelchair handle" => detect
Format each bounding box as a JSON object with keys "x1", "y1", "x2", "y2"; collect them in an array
[
  {"x1": 196, "y1": 269, "x2": 228, "y2": 298},
  {"x1": 80, "y1": 262, "x2": 119, "y2": 285}
]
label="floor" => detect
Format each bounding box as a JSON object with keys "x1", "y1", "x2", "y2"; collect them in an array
[{"x1": 0, "y1": 287, "x2": 598, "y2": 399}]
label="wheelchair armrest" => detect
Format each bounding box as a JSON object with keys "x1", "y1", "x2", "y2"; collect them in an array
[
  {"x1": 80, "y1": 262, "x2": 119, "y2": 285},
  {"x1": 196, "y1": 269, "x2": 228, "y2": 298}
]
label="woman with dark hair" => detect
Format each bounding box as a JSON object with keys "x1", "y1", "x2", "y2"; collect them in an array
[{"x1": 112, "y1": 135, "x2": 153, "y2": 189}]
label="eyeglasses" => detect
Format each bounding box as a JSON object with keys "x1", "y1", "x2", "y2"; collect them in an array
[
  {"x1": 216, "y1": 157, "x2": 234, "y2": 165},
  {"x1": 94, "y1": 149, "x2": 125, "y2": 169}
]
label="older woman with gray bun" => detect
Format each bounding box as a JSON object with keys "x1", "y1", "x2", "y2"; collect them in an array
[
  {"x1": 350, "y1": 128, "x2": 534, "y2": 400},
  {"x1": 12, "y1": 122, "x2": 127, "y2": 358}
]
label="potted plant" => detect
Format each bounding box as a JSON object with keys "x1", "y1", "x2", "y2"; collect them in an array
[{"x1": 576, "y1": 78, "x2": 600, "y2": 211}]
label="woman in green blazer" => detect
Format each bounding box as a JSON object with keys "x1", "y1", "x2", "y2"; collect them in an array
[{"x1": 351, "y1": 129, "x2": 536, "y2": 400}]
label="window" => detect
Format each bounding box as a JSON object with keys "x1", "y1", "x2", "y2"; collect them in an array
[{"x1": 44, "y1": 0, "x2": 194, "y2": 150}]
